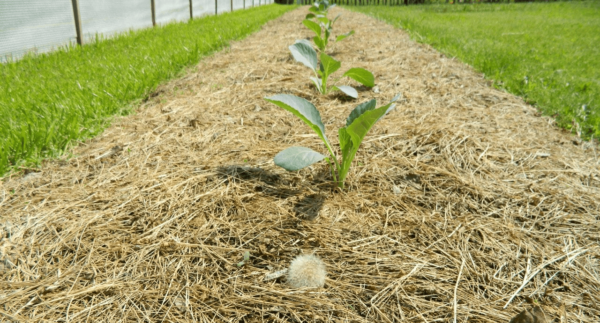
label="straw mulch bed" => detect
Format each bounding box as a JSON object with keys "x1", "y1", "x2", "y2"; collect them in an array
[{"x1": 1, "y1": 7, "x2": 599, "y2": 323}]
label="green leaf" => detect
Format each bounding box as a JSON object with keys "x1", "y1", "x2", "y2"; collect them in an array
[
  {"x1": 343, "y1": 68, "x2": 375, "y2": 88},
  {"x1": 337, "y1": 127, "x2": 354, "y2": 184},
  {"x1": 317, "y1": 16, "x2": 330, "y2": 25},
  {"x1": 309, "y1": 6, "x2": 319, "y2": 13},
  {"x1": 319, "y1": 53, "x2": 341, "y2": 79},
  {"x1": 346, "y1": 99, "x2": 376, "y2": 126},
  {"x1": 237, "y1": 251, "x2": 250, "y2": 266},
  {"x1": 274, "y1": 147, "x2": 325, "y2": 171},
  {"x1": 264, "y1": 94, "x2": 330, "y2": 146},
  {"x1": 336, "y1": 30, "x2": 355, "y2": 43},
  {"x1": 338, "y1": 128, "x2": 352, "y2": 161},
  {"x1": 303, "y1": 20, "x2": 321, "y2": 38},
  {"x1": 289, "y1": 41, "x2": 317, "y2": 72},
  {"x1": 313, "y1": 36, "x2": 326, "y2": 51},
  {"x1": 337, "y1": 97, "x2": 397, "y2": 185},
  {"x1": 295, "y1": 39, "x2": 312, "y2": 48},
  {"x1": 306, "y1": 13, "x2": 316, "y2": 19},
  {"x1": 346, "y1": 103, "x2": 395, "y2": 149},
  {"x1": 332, "y1": 85, "x2": 358, "y2": 99}
]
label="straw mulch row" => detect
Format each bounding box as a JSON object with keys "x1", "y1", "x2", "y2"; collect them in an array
[{"x1": 1, "y1": 7, "x2": 599, "y2": 323}]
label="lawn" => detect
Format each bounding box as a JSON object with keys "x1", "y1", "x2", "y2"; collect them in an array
[
  {"x1": 348, "y1": 1, "x2": 600, "y2": 139},
  {"x1": 0, "y1": 4, "x2": 296, "y2": 177}
]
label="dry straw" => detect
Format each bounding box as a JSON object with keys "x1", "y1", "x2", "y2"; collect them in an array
[{"x1": 1, "y1": 7, "x2": 599, "y2": 323}]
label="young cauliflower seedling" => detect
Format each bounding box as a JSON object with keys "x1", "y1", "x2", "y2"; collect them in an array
[
  {"x1": 289, "y1": 40, "x2": 373, "y2": 98},
  {"x1": 265, "y1": 94, "x2": 400, "y2": 189}
]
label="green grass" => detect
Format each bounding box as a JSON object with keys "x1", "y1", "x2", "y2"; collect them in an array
[
  {"x1": 0, "y1": 4, "x2": 296, "y2": 177},
  {"x1": 348, "y1": 1, "x2": 600, "y2": 139}
]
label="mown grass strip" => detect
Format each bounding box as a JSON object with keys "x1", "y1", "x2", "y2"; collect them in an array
[
  {"x1": 348, "y1": 1, "x2": 600, "y2": 139},
  {"x1": 0, "y1": 4, "x2": 296, "y2": 177}
]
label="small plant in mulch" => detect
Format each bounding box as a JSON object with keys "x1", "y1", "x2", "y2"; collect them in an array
[
  {"x1": 289, "y1": 40, "x2": 374, "y2": 98},
  {"x1": 304, "y1": 0, "x2": 354, "y2": 52},
  {"x1": 264, "y1": 94, "x2": 399, "y2": 189}
]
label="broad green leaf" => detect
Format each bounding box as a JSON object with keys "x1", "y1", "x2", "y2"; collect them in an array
[
  {"x1": 338, "y1": 107, "x2": 386, "y2": 183},
  {"x1": 319, "y1": 53, "x2": 341, "y2": 79},
  {"x1": 337, "y1": 127, "x2": 354, "y2": 184},
  {"x1": 317, "y1": 17, "x2": 329, "y2": 25},
  {"x1": 306, "y1": 13, "x2": 316, "y2": 19},
  {"x1": 374, "y1": 101, "x2": 397, "y2": 123},
  {"x1": 346, "y1": 99, "x2": 376, "y2": 126},
  {"x1": 346, "y1": 104, "x2": 394, "y2": 149},
  {"x1": 313, "y1": 36, "x2": 326, "y2": 51},
  {"x1": 338, "y1": 128, "x2": 352, "y2": 161},
  {"x1": 368, "y1": 94, "x2": 399, "y2": 123},
  {"x1": 333, "y1": 85, "x2": 358, "y2": 99},
  {"x1": 289, "y1": 42, "x2": 317, "y2": 72},
  {"x1": 295, "y1": 39, "x2": 312, "y2": 48},
  {"x1": 318, "y1": 3, "x2": 326, "y2": 12},
  {"x1": 343, "y1": 68, "x2": 375, "y2": 88},
  {"x1": 264, "y1": 94, "x2": 329, "y2": 146},
  {"x1": 309, "y1": 6, "x2": 319, "y2": 13},
  {"x1": 336, "y1": 30, "x2": 355, "y2": 42},
  {"x1": 303, "y1": 20, "x2": 321, "y2": 38},
  {"x1": 274, "y1": 147, "x2": 325, "y2": 171},
  {"x1": 337, "y1": 97, "x2": 398, "y2": 184}
]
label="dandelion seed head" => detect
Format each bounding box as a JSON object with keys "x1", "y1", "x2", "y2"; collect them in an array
[{"x1": 287, "y1": 254, "x2": 326, "y2": 288}]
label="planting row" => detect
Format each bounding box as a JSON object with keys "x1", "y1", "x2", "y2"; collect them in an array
[{"x1": 266, "y1": 1, "x2": 399, "y2": 189}]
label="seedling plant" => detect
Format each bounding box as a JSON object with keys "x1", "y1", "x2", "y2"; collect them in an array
[
  {"x1": 289, "y1": 40, "x2": 374, "y2": 98},
  {"x1": 304, "y1": 1, "x2": 354, "y2": 52},
  {"x1": 303, "y1": 18, "x2": 354, "y2": 53},
  {"x1": 237, "y1": 251, "x2": 250, "y2": 267},
  {"x1": 306, "y1": 0, "x2": 335, "y2": 16},
  {"x1": 264, "y1": 94, "x2": 400, "y2": 189}
]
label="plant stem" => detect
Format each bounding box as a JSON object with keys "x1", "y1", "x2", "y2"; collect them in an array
[
  {"x1": 326, "y1": 156, "x2": 338, "y2": 184},
  {"x1": 323, "y1": 142, "x2": 342, "y2": 186},
  {"x1": 313, "y1": 70, "x2": 325, "y2": 94}
]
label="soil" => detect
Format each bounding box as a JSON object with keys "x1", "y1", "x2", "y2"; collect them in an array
[{"x1": 1, "y1": 7, "x2": 599, "y2": 323}]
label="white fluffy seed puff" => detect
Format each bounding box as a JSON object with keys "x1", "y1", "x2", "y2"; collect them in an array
[{"x1": 287, "y1": 254, "x2": 327, "y2": 288}]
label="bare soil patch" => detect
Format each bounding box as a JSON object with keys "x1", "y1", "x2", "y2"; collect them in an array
[{"x1": 1, "y1": 7, "x2": 599, "y2": 323}]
